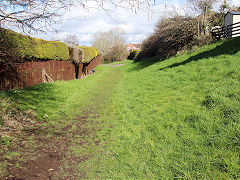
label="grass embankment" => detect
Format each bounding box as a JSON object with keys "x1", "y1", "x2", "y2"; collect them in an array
[
  {"x1": 95, "y1": 38, "x2": 240, "y2": 179},
  {"x1": 1, "y1": 37, "x2": 240, "y2": 179}
]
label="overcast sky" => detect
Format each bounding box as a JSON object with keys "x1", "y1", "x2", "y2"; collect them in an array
[{"x1": 36, "y1": 0, "x2": 239, "y2": 46}]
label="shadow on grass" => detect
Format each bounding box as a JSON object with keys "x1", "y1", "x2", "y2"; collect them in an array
[
  {"x1": 2, "y1": 83, "x2": 60, "y2": 120},
  {"x1": 127, "y1": 56, "x2": 163, "y2": 72},
  {"x1": 158, "y1": 37, "x2": 240, "y2": 71},
  {"x1": 128, "y1": 37, "x2": 240, "y2": 72}
]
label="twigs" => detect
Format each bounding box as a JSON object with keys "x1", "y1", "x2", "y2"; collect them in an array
[{"x1": 0, "y1": 0, "x2": 154, "y2": 33}]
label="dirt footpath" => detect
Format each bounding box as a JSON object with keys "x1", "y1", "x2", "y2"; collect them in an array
[{"x1": 1, "y1": 67, "x2": 122, "y2": 180}]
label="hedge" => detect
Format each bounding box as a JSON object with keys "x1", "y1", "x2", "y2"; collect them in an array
[
  {"x1": 77, "y1": 46, "x2": 99, "y2": 63},
  {"x1": 68, "y1": 46, "x2": 84, "y2": 64},
  {"x1": 127, "y1": 49, "x2": 140, "y2": 60},
  {"x1": 0, "y1": 28, "x2": 69, "y2": 61}
]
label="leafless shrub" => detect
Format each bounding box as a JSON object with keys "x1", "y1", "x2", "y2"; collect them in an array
[
  {"x1": 62, "y1": 34, "x2": 79, "y2": 46},
  {"x1": 104, "y1": 43, "x2": 130, "y2": 63},
  {"x1": 0, "y1": 0, "x2": 154, "y2": 33},
  {"x1": 68, "y1": 46, "x2": 84, "y2": 64},
  {"x1": 135, "y1": 16, "x2": 199, "y2": 61},
  {"x1": 93, "y1": 28, "x2": 129, "y2": 63}
]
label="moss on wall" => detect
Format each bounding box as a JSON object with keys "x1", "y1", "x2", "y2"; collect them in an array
[
  {"x1": 77, "y1": 46, "x2": 99, "y2": 63},
  {"x1": 0, "y1": 28, "x2": 69, "y2": 61}
]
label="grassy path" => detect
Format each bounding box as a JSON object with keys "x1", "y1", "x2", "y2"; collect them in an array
[
  {"x1": 0, "y1": 65, "x2": 124, "y2": 179},
  {"x1": 1, "y1": 37, "x2": 240, "y2": 179}
]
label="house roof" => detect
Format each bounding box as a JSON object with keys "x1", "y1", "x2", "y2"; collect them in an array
[{"x1": 127, "y1": 43, "x2": 141, "y2": 50}]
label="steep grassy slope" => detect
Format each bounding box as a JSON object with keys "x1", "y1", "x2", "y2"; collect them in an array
[
  {"x1": 88, "y1": 37, "x2": 240, "y2": 179},
  {"x1": 1, "y1": 37, "x2": 240, "y2": 179}
]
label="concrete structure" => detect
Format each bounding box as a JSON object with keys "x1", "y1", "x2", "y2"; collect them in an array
[{"x1": 224, "y1": 11, "x2": 240, "y2": 37}]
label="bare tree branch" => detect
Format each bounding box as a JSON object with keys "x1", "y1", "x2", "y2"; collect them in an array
[{"x1": 0, "y1": 0, "x2": 154, "y2": 33}]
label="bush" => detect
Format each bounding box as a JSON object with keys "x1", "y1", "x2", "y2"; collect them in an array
[
  {"x1": 135, "y1": 16, "x2": 199, "y2": 61},
  {"x1": 92, "y1": 28, "x2": 128, "y2": 63},
  {"x1": 194, "y1": 34, "x2": 213, "y2": 47},
  {"x1": 68, "y1": 46, "x2": 84, "y2": 64},
  {"x1": 127, "y1": 50, "x2": 140, "y2": 60},
  {"x1": 104, "y1": 43, "x2": 130, "y2": 63},
  {"x1": 0, "y1": 28, "x2": 69, "y2": 63},
  {"x1": 77, "y1": 46, "x2": 99, "y2": 63}
]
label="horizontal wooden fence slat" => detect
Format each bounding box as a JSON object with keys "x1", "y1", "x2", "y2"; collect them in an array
[{"x1": 211, "y1": 22, "x2": 240, "y2": 40}]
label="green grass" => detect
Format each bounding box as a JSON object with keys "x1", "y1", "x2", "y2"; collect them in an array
[
  {"x1": 103, "y1": 59, "x2": 132, "y2": 65},
  {"x1": 85, "y1": 37, "x2": 240, "y2": 179},
  {"x1": 1, "y1": 37, "x2": 240, "y2": 179}
]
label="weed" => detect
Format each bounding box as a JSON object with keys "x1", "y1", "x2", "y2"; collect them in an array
[{"x1": 0, "y1": 136, "x2": 12, "y2": 147}]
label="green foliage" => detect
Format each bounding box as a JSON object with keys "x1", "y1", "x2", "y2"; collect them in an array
[
  {"x1": 77, "y1": 46, "x2": 99, "y2": 63},
  {"x1": 127, "y1": 50, "x2": 140, "y2": 60},
  {"x1": 0, "y1": 136, "x2": 12, "y2": 147},
  {"x1": 0, "y1": 28, "x2": 69, "y2": 61},
  {"x1": 1, "y1": 37, "x2": 240, "y2": 178}
]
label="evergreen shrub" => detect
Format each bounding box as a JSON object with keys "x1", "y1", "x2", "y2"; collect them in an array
[
  {"x1": 127, "y1": 50, "x2": 140, "y2": 60},
  {"x1": 0, "y1": 28, "x2": 69, "y2": 62},
  {"x1": 77, "y1": 46, "x2": 99, "y2": 63}
]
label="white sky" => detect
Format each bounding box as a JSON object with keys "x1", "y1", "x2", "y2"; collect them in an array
[{"x1": 34, "y1": 0, "x2": 239, "y2": 46}]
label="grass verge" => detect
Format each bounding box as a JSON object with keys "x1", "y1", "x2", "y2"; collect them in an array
[
  {"x1": 1, "y1": 37, "x2": 240, "y2": 179},
  {"x1": 82, "y1": 37, "x2": 240, "y2": 179}
]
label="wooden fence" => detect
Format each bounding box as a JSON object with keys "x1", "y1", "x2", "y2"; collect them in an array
[
  {"x1": 211, "y1": 22, "x2": 240, "y2": 40},
  {"x1": 0, "y1": 54, "x2": 102, "y2": 91}
]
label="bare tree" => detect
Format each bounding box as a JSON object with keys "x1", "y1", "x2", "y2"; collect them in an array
[
  {"x1": 0, "y1": 0, "x2": 75, "y2": 33},
  {"x1": 92, "y1": 28, "x2": 125, "y2": 56},
  {"x1": 0, "y1": 0, "x2": 154, "y2": 33},
  {"x1": 187, "y1": 0, "x2": 221, "y2": 35},
  {"x1": 219, "y1": 0, "x2": 231, "y2": 13},
  {"x1": 62, "y1": 34, "x2": 79, "y2": 46},
  {"x1": 92, "y1": 28, "x2": 129, "y2": 62}
]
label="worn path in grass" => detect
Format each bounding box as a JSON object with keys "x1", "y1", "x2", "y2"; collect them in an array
[
  {"x1": 2, "y1": 37, "x2": 240, "y2": 179},
  {"x1": 3, "y1": 65, "x2": 123, "y2": 180}
]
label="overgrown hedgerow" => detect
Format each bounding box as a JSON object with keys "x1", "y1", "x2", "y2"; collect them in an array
[
  {"x1": 77, "y1": 46, "x2": 99, "y2": 63},
  {"x1": 135, "y1": 16, "x2": 212, "y2": 61},
  {"x1": 0, "y1": 28, "x2": 69, "y2": 63},
  {"x1": 127, "y1": 50, "x2": 140, "y2": 60}
]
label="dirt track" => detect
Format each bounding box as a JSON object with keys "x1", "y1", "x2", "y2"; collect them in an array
[{"x1": 2, "y1": 67, "x2": 122, "y2": 180}]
